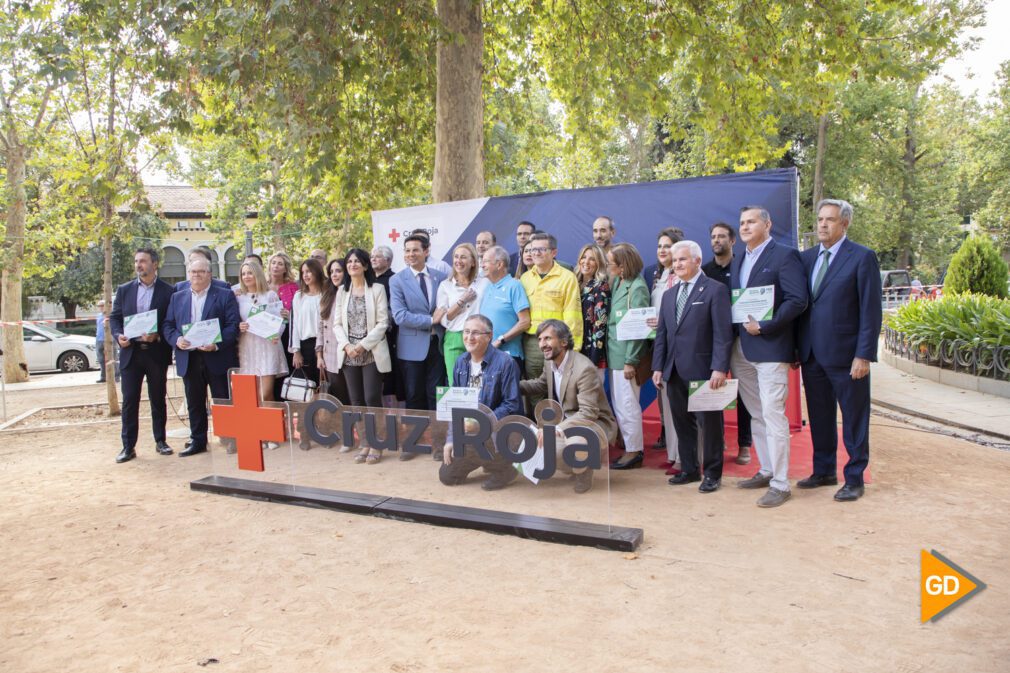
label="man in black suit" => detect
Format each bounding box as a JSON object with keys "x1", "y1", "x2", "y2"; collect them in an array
[
  {"x1": 730, "y1": 205, "x2": 809, "y2": 508},
  {"x1": 508, "y1": 221, "x2": 536, "y2": 278},
  {"x1": 110, "y1": 248, "x2": 176, "y2": 463},
  {"x1": 652, "y1": 241, "x2": 733, "y2": 493},
  {"x1": 797, "y1": 199, "x2": 882, "y2": 502}
]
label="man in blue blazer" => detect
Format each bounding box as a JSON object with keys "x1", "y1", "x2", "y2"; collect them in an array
[
  {"x1": 389, "y1": 233, "x2": 447, "y2": 420},
  {"x1": 730, "y1": 206, "x2": 809, "y2": 507},
  {"x1": 797, "y1": 199, "x2": 882, "y2": 502},
  {"x1": 164, "y1": 257, "x2": 241, "y2": 457},
  {"x1": 652, "y1": 241, "x2": 733, "y2": 493},
  {"x1": 110, "y1": 248, "x2": 176, "y2": 464}
]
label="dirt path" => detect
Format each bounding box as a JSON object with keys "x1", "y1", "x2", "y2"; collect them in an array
[{"x1": 1, "y1": 385, "x2": 1007, "y2": 672}]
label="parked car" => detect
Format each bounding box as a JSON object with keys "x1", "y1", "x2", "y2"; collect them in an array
[
  {"x1": 880, "y1": 269, "x2": 913, "y2": 308},
  {"x1": 9, "y1": 322, "x2": 98, "y2": 373}
]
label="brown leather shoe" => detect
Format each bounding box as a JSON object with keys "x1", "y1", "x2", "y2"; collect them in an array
[{"x1": 735, "y1": 446, "x2": 751, "y2": 465}]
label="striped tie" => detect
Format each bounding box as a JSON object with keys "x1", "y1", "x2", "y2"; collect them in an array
[
  {"x1": 676, "y1": 282, "x2": 690, "y2": 323},
  {"x1": 812, "y1": 250, "x2": 831, "y2": 294}
]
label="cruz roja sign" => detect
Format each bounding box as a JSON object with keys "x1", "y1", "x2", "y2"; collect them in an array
[{"x1": 211, "y1": 373, "x2": 604, "y2": 479}]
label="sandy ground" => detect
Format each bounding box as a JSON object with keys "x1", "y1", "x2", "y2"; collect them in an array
[{"x1": 1, "y1": 384, "x2": 1008, "y2": 673}]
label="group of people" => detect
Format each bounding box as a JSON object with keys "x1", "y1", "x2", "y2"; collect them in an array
[{"x1": 109, "y1": 198, "x2": 882, "y2": 507}]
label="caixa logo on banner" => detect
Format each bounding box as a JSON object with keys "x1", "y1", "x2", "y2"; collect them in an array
[{"x1": 211, "y1": 374, "x2": 604, "y2": 479}]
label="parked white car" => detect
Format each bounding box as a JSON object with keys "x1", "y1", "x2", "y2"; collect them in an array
[{"x1": 15, "y1": 322, "x2": 98, "y2": 373}]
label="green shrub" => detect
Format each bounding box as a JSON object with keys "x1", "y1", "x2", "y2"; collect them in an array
[
  {"x1": 944, "y1": 235, "x2": 1009, "y2": 298},
  {"x1": 889, "y1": 293, "x2": 1010, "y2": 347}
]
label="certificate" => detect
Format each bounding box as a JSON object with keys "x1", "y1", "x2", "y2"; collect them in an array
[
  {"x1": 731, "y1": 285, "x2": 775, "y2": 323},
  {"x1": 123, "y1": 309, "x2": 158, "y2": 339},
  {"x1": 615, "y1": 307, "x2": 657, "y2": 341},
  {"x1": 263, "y1": 300, "x2": 284, "y2": 317},
  {"x1": 436, "y1": 386, "x2": 480, "y2": 422},
  {"x1": 182, "y1": 318, "x2": 222, "y2": 349},
  {"x1": 513, "y1": 422, "x2": 545, "y2": 485},
  {"x1": 246, "y1": 309, "x2": 284, "y2": 340},
  {"x1": 687, "y1": 379, "x2": 739, "y2": 412}
]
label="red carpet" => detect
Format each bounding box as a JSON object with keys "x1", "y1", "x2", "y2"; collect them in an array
[{"x1": 612, "y1": 402, "x2": 871, "y2": 483}]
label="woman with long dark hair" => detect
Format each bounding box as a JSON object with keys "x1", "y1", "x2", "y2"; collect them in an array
[
  {"x1": 316, "y1": 258, "x2": 350, "y2": 406},
  {"x1": 575, "y1": 243, "x2": 610, "y2": 383},
  {"x1": 333, "y1": 249, "x2": 392, "y2": 464},
  {"x1": 289, "y1": 258, "x2": 325, "y2": 449}
]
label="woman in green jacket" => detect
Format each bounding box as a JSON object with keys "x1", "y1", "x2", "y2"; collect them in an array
[{"x1": 607, "y1": 243, "x2": 651, "y2": 470}]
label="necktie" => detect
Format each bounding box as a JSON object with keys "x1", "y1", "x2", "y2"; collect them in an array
[
  {"x1": 676, "y1": 282, "x2": 690, "y2": 323},
  {"x1": 418, "y1": 271, "x2": 429, "y2": 304},
  {"x1": 812, "y1": 250, "x2": 831, "y2": 294}
]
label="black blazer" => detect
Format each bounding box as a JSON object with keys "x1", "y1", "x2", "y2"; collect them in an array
[
  {"x1": 730, "y1": 239, "x2": 808, "y2": 363},
  {"x1": 109, "y1": 277, "x2": 175, "y2": 369},
  {"x1": 652, "y1": 274, "x2": 732, "y2": 382}
]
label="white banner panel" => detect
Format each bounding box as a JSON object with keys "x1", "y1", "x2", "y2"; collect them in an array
[{"x1": 371, "y1": 197, "x2": 490, "y2": 272}]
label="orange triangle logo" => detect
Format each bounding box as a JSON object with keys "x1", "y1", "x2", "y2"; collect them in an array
[{"x1": 920, "y1": 549, "x2": 986, "y2": 623}]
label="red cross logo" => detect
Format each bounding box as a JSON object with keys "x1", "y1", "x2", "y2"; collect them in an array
[
  {"x1": 212, "y1": 373, "x2": 287, "y2": 472},
  {"x1": 388, "y1": 228, "x2": 401, "y2": 243}
]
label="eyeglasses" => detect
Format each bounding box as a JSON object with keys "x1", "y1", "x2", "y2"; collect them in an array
[
  {"x1": 462, "y1": 329, "x2": 491, "y2": 337},
  {"x1": 528, "y1": 246, "x2": 549, "y2": 254}
]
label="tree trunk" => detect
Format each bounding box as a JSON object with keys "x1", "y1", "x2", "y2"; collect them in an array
[
  {"x1": 61, "y1": 299, "x2": 78, "y2": 319},
  {"x1": 897, "y1": 86, "x2": 920, "y2": 271},
  {"x1": 103, "y1": 66, "x2": 121, "y2": 415},
  {"x1": 1, "y1": 143, "x2": 30, "y2": 383},
  {"x1": 432, "y1": 0, "x2": 484, "y2": 203},
  {"x1": 812, "y1": 113, "x2": 829, "y2": 213}
]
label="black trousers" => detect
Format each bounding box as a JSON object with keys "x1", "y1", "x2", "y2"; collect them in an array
[
  {"x1": 399, "y1": 336, "x2": 445, "y2": 411},
  {"x1": 666, "y1": 369, "x2": 725, "y2": 480},
  {"x1": 183, "y1": 351, "x2": 231, "y2": 449},
  {"x1": 345, "y1": 362, "x2": 383, "y2": 408},
  {"x1": 737, "y1": 393, "x2": 752, "y2": 447},
  {"x1": 120, "y1": 347, "x2": 168, "y2": 451},
  {"x1": 324, "y1": 369, "x2": 351, "y2": 405}
]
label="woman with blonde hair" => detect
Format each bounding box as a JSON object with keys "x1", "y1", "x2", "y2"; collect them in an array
[
  {"x1": 236, "y1": 260, "x2": 289, "y2": 407},
  {"x1": 434, "y1": 242, "x2": 487, "y2": 384},
  {"x1": 575, "y1": 243, "x2": 610, "y2": 382},
  {"x1": 267, "y1": 252, "x2": 299, "y2": 398},
  {"x1": 606, "y1": 243, "x2": 651, "y2": 470}
]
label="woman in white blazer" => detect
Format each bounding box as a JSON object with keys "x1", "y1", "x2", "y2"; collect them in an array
[{"x1": 333, "y1": 249, "x2": 391, "y2": 462}]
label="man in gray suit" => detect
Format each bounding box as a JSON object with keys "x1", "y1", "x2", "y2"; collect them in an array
[{"x1": 389, "y1": 233, "x2": 448, "y2": 416}]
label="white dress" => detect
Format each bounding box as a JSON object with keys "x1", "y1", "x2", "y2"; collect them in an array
[{"x1": 238, "y1": 291, "x2": 290, "y2": 376}]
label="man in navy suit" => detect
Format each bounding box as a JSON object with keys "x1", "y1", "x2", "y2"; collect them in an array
[
  {"x1": 389, "y1": 233, "x2": 447, "y2": 422},
  {"x1": 731, "y1": 205, "x2": 809, "y2": 507},
  {"x1": 164, "y1": 256, "x2": 241, "y2": 457},
  {"x1": 797, "y1": 199, "x2": 882, "y2": 502},
  {"x1": 110, "y1": 248, "x2": 175, "y2": 464},
  {"x1": 652, "y1": 241, "x2": 733, "y2": 493}
]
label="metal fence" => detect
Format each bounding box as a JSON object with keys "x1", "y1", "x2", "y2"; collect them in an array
[
  {"x1": 883, "y1": 327, "x2": 1010, "y2": 380},
  {"x1": 880, "y1": 284, "x2": 943, "y2": 310}
]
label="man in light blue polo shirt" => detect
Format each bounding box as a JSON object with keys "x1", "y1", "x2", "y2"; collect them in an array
[{"x1": 479, "y1": 246, "x2": 531, "y2": 372}]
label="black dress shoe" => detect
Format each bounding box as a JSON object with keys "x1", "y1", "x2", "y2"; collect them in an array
[
  {"x1": 610, "y1": 452, "x2": 643, "y2": 470},
  {"x1": 116, "y1": 447, "x2": 136, "y2": 463},
  {"x1": 698, "y1": 477, "x2": 721, "y2": 493},
  {"x1": 834, "y1": 484, "x2": 864, "y2": 501},
  {"x1": 797, "y1": 473, "x2": 838, "y2": 489},
  {"x1": 668, "y1": 471, "x2": 700, "y2": 485},
  {"x1": 155, "y1": 441, "x2": 173, "y2": 456},
  {"x1": 178, "y1": 445, "x2": 207, "y2": 457}
]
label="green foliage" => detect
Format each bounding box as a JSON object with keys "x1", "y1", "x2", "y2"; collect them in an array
[
  {"x1": 971, "y1": 61, "x2": 1010, "y2": 248},
  {"x1": 943, "y1": 234, "x2": 1009, "y2": 297},
  {"x1": 890, "y1": 293, "x2": 1010, "y2": 347},
  {"x1": 24, "y1": 212, "x2": 168, "y2": 316}
]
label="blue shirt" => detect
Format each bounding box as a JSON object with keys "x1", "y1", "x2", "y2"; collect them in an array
[
  {"x1": 811, "y1": 235, "x2": 846, "y2": 288},
  {"x1": 96, "y1": 312, "x2": 105, "y2": 341},
  {"x1": 740, "y1": 236, "x2": 773, "y2": 289},
  {"x1": 452, "y1": 345, "x2": 523, "y2": 421},
  {"x1": 479, "y1": 275, "x2": 530, "y2": 359},
  {"x1": 136, "y1": 278, "x2": 156, "y2": 315}
]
